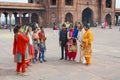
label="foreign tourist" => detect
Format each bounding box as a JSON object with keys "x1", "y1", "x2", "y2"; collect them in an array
[{"x1": 75, "y1": 22, "x2": 86, "y2": 64}]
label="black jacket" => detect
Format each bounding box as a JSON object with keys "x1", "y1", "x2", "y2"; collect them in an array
[{"x1": 59, "y1": 29, "x2": 68, "y2": 46}]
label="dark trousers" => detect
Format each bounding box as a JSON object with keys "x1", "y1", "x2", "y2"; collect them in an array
[
  {"x1": 39, "y1": 51, "x2": 44, "y2": 61},
  {"x1": 61, "y1": 45, "x2": 67, "y2": 60}
]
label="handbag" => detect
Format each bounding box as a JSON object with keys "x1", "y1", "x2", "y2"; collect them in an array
[{"x1": 15, "y1": 52, "x2": 22, "y2": 63}]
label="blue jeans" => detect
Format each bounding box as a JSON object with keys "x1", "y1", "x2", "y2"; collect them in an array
[
  {"x1": 32, "y1": 50, "x2": 38, "y2": 63},
  {"x1": 39, "y1": 51, "x2": 44, "y2": 61}
]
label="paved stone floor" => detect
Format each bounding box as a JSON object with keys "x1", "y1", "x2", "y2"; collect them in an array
[{"x1": 0, "y1": 26, "x2": 120, "y2": 80}]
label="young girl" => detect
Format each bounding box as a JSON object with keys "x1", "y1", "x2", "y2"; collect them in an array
[
  {"x1": 32, "y1": 28, "x2": 39, "y2": 63},
  {"x1": 67, "y1": 39, "x2": 77, "y2": 61}
]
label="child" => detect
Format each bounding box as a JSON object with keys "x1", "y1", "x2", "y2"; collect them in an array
[
  {"x1": 32, "y1": 28, "x2": 39, "y2": 63},
  {"x1": 67, "y1": 39, "x2": 77, "y2": 61},
  {"x1": 38, "y1": 38, "x2": 47, "y2": 63}
]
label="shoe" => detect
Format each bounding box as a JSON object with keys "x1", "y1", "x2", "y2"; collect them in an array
[
  {"x1": 59, "y1": 58, "x2": 63, "y2": 60},
  {"x1": 40, "y1": 61, "x2": 43, "y2": 63},
  {"x1": 43, "y1": 59, "x2": 47, "y2": 62},
  {"x1": 85, "y1": 63, "x2": 91, "y2": 66}
]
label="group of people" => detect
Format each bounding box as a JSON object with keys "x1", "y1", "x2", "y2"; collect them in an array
[
  {"x1": 101, "y1": 21, "x2": 112, "y2": 29},
  {"x1": 59, "y1": 22, "x2": 94, "y2": 65},
  {"x1": 12, "y1": 21, "x2": 94, "y2": 76},
  {"x1": 13, "y1": 23, "x2": 47, "y2": 76}
]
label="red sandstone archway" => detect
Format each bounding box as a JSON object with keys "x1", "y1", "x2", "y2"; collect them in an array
[
  {"x1": 105, "y1": 14, "x2": 111, "y2": 24},
  {"x1": 65, "y1": 12, "x2": 73, "y2": 23},
  {"x1": 82, "y1": 8, "x2": 93, "y2": 27}
]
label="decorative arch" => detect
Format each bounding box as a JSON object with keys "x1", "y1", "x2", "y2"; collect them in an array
[
  {"x1": 65, "y1": 12, "x2": 73, "y2": 23},
  {"x1": 82, "y1": 7, "x2": 93, "y2": 26}
]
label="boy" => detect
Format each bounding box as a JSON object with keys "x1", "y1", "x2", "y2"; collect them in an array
[
  {"x1": 38, "y1": 38, "x2": 47, "y2": 63},
  {"x1": 59, "y1": 24, "x2": 68, "y2": 60}
]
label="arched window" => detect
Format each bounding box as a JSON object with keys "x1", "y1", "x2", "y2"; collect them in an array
[
  {"x1": 51, "y1": 0, "x2": 56, "y2": 5},
  {"x1": 106, "y1": 0, "x2": 112, "y2": 8},
  {"x1": 65, "y1": 0, "x2": 73, "y2": 5}
]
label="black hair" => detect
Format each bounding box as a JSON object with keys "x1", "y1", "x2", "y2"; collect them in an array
[
  {"x1": 13, "y1": 25, "x2": 21, "y2": 34},
  {"x1": 84, "y1": 24, "x2": 90, "y2": 29},
  {"x1": 13, "y1": 27, "x2": 18, "y2": 34},
  {"x1": 62, "y1": 24, "x2": 66, "y2": 27},
  {"x1": 73, "y1": 39, "x2": 76, "y2": 44}
]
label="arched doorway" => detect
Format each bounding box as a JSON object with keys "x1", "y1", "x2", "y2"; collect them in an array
[
  {"x1": 105, "y1": 14, "x2": 111, "y2": 24},
  {"x1": 31, "y1": 13, "x2": 38, "y2": 23},
  {"x1": 65, "y1": 13, "x2": 73, "y2": 23},
  {"x1": 82, "y1": 8, "x2": 93, "y2": 26}
]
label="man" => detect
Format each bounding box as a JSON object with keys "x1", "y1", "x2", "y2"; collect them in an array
[
  {"x1": 82, "y1": 24, "x2": 94, "y2": 65},
  {"x1": 59, "y1": 24, "x2": 68, "y2": 60}
]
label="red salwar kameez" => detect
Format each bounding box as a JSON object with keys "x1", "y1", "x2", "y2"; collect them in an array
[{"x1": 13, "y1": 33, "x2": 29, "y2": 73}]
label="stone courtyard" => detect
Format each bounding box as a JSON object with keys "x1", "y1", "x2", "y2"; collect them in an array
[{"x1": 0, "y1": 26, "x2": 120, "y2": 80}]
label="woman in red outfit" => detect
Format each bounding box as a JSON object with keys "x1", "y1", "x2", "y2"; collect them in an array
[
  {"x1": 13, "y1": 25, "x2": 29, "y2": 76},
  {"x1": 25, "y1": 26, "x2": 34, "y2": 67}
]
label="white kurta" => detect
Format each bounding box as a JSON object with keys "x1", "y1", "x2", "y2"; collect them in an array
[{"x1": 75, "y1": 28, "x2": 85, "y2": 63}]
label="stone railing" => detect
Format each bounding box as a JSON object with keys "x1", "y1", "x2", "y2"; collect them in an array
[{"x1": 0, "y1": 2, "x2": 43, "y2": 9}]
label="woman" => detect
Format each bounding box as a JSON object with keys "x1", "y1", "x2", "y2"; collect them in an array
[
  {"x1": 82, "y1": 25, "x2": 94, "y2": 65},
  {"x1": 13, "y1": 25, "x2": 29, "y2": 75},
  {"x1": 25, "y1": 26, "x2": 34, "y2": 66},
  {"x1": 75, "y1": 22, "x2": 86, "y2": 63}
]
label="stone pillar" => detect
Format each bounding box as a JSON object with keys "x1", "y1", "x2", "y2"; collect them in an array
[
  {"x1": 19, "y1": 13, "x2": 22, "y2": 25},
  {"x1": 0, "y1": 13, "x2": 1, "y2": 28},
  {"x1": 9, "y1": 13, "x2": 12, "y2": 31},
  {"x1": 29, "y1": 13, "x2": 31, "y2": 23},
  {"x1": 59, "y1": 0, "x2": 65, "y2": 24},
  {"x1": 14, "y1": 13, "x2": 17, "y2": 24},
  {"x1": 5, "y1": 13, "x2": 8, "y2": 24},
  {"x1": 116, "y1": 15, "x2": 118, "y2": 25}
]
